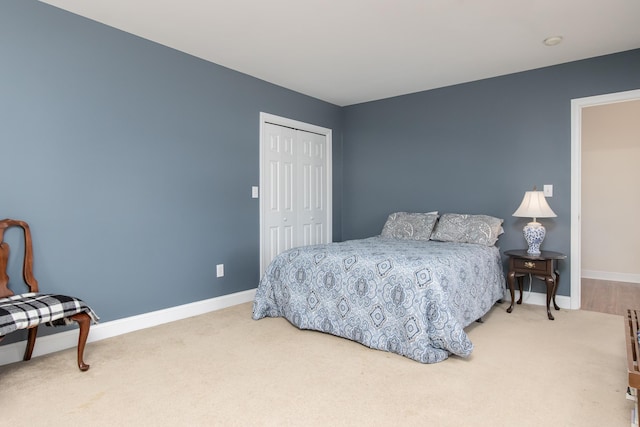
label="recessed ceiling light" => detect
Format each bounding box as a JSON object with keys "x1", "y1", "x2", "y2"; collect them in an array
[{"x1": 543, "y1": 36, "x2": 563, "y2": 46}]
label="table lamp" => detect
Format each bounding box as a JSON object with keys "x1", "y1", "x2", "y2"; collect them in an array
[{"x1": 512, "y1": 187, "x2": 556, "y2": 255}]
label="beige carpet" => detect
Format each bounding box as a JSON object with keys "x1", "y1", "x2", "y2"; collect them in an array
[{"x1": 0, "y1": 301, "x2": 634, "y2": 426}]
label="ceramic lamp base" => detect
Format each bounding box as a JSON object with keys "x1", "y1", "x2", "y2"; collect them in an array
[{"x1": 523, "y1": 221, "x2": 546, "y2": 255}]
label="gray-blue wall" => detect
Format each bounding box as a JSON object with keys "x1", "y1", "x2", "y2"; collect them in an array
[
  {"x1": 0, "y1": 0, "x2": 343, "y2": 340},
  {"x1": 342, "y1": 49, "x2": 640, "y2": 296}
]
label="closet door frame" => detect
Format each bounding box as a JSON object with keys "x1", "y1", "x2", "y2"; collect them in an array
[{"x1": 259, "y1": 112, "x2": 333, "y2": 275}]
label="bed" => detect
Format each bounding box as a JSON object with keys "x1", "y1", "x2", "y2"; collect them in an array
[{"x1": 252, "y1": 212, "x2": 506, "y2": 363}]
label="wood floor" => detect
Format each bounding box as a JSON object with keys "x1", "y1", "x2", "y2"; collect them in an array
[{"x1": 581, "y1": 278, "x2": 640, "y2": 316}]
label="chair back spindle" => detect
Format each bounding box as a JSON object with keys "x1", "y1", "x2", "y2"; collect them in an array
[{"x1": 0, "y1": 218, "x2": 39, "y2": 298}]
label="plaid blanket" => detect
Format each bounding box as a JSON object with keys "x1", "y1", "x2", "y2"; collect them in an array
[{"x1": 0, "y1": 292, "x2": 99, "y2": 336}]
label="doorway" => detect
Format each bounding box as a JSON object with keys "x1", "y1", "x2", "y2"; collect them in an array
[
  {"x1": 259, "y1": 113, "x2": 333, "y2": 275},
  {"x1": 570, "y1": 89, "x2": 640, "y2": 309}
]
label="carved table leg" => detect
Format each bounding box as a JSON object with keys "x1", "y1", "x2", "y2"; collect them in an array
[
  {"x1": 544, "y1": 276, "x2": 555, "y2": 320},
  {"x1": 516, "y1": 276, "x2": 524, "y2": 305},
  {"x1": 553, "y1": 270, "x2": 561, "y2": 310},
  {"x1": 70, "y1": 312, "x2": 91, "y2": 371},
  {"x1": 507, "y1": 270, "x2": 516, "y2": 313}
]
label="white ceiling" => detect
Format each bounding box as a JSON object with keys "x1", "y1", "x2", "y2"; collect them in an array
[{"x1": 40, "y1": 0, "x2": 640, "y2": 106}]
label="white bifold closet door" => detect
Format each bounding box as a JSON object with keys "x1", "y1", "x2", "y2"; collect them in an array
[{"x1": 261, "y1": 122, "x2": 328, "y2": 273}]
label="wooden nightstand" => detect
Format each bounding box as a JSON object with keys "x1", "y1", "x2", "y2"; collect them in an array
[{"x1": 504, "y1": 249, "x2": 567, "y2": 320}]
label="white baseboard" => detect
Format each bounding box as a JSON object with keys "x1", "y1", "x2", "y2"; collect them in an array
[
  {"x1": 582, "y1": 270, "x2": 640, "y2": 284},
  {"x1": 503, "y1": 290, "x2": 572, "y2": 310},
  {"x1": 0, "y1": 288, "x2": 257, "y2": 367}
]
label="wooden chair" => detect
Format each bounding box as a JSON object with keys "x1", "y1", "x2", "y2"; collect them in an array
[{"x1": 0, "y1": 219, "x2": 98, "y2": 371}]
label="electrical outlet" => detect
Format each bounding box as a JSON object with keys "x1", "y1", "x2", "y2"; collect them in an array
[{"x1": 216, "y1": 264, "x2": 224, "y2": 278}]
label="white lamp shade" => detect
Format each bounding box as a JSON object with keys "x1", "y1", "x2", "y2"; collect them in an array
[{"x1": 512, "y1": 191, "x2": 556, "y2": 220}]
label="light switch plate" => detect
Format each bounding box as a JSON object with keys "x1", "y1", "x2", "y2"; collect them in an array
[
  {"x1": 251, "y1": 186, "x2": 259, "y2": 198},
  {"x1": 543, "y1": 185, "x2": 553, "y2": 197}
]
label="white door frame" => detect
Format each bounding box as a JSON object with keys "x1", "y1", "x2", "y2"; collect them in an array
[
  {"x1": 570, "y1": 88, "x2": 640, "y2": 309},
  {"x1": 259, "y1": 112, "x2": 333, "y2": 274}
]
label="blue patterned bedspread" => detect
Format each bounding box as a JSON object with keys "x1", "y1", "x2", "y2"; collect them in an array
[{"x1": 252, "y1": 237, "x2": 505, "y2": 363}]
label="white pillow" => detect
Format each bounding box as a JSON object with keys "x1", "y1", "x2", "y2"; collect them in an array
[
  {"x1": 381, "y1": 212, "x2": 439, "y2": 240},
  {"x1": 431, "y1": 213, "x2": 503, "y2": 246}
]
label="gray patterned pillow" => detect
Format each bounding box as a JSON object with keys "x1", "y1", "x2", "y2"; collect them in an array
[
  {"x1": 430, "y1": 213, "x2": 503, "y2": 246},
  {"x1": 380, "y1": 212, "x2": 439, "y2": 240}
]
